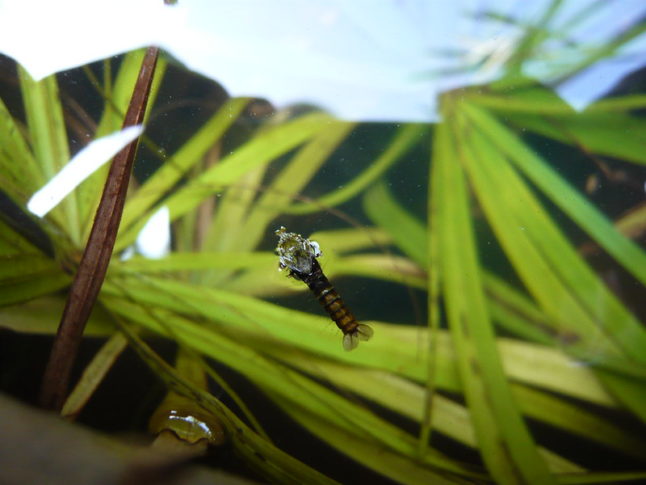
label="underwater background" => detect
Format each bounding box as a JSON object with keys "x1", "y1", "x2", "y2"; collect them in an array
[{"x1": 1, "y1": 2, "x2": 646, "y2": 484}]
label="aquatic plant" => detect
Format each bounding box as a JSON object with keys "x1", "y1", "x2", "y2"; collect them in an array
[{"x1": 1, "y1": 3, "x2": 646, "y2": 484}]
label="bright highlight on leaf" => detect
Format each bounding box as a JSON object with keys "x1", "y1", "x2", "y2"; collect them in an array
[
  {"x1": 27, "y1": 125, "x2": 144, "y2": 217},
  {"x1": 135, "y1": 206, "x2": 170, "y2": 259}
]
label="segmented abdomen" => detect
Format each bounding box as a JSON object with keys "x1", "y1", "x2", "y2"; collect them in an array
[{"x1": 302, "y1": 259, "x2": 359, "y2": 335}]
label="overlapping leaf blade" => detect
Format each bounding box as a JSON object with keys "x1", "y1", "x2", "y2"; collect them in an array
[{"x1": 433, "y1": 117, "x2": 556, "y2": 484}]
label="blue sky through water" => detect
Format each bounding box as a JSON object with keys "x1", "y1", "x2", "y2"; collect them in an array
[{"x1": 1, "y1": 0, "x2": 645, "y2": 121}]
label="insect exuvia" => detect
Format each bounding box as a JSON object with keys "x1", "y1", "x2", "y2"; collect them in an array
[{"x1": 275, "y1": 226, "x2": 373, "y2": 351}]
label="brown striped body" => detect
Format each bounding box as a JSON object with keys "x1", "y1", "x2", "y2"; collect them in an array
[
  {"x1": 275, "y1": 226, "x2": 373, "y2": 351},
  {"x1": 297, "y1": 259, "x2": 359, "y2": 336}
]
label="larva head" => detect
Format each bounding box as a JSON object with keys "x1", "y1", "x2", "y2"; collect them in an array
[{"x1": 275, "y1": 226, "x2": 321, "y2": 277}]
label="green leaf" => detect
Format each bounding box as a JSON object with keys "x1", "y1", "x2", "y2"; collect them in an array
[
  {"x1": 0, "y1": 296, "x2": 112, "y2": 335},
  {"x1": 462, "y1": 103, "x2": 646, "y2": 364},
  {"x1": 18, "y1": 67, "x2": 79, "y2": 244},
  {"x1": 113, "y1": 316, "x2": 340, "y2": 485},
  {"x1": 0, "y1": 254, "x2": 60, "y2": 280},
  {"x1": 287, "y1": 123, "x2": 427, "y2": 215},
  {"x1": 329, "y1": 254, "x2": 426, "y2": 289},
  {"x1": 555, "y1": 20, "x2": 646, "y2": 85},
  {"x1": 595, "y1": 370, "x2": 646, "y2": 423},
  {"x1": 504, "y1": 0, "x2": 564, "y2": 77},
  {"x1": 0, "y1": 272, "x2": 69, "y2": 307},
  {"x1": 283, "y1": 402, "x2": 477, "y2": 485},
  {"x1": 506, "y1": 111, "x2": 646, "y2": 165},
  {"x1": 473, "y1": 81, "x2": 646, "y2": 165},
  {"x1": 587, "y1": 94, "x2": 646, "y2": 112},
  {"x1": 269, "y1": 348, "x2": 642, "y2": 467},
  {"x1": 558, "y1": 471, "x2": 646, "y2": 484},
  {"x1": 102, "y1": 292, "x2": 480, "y2": 479},
  {"x1": 0, "y1": 218, "x2": 42, "y2": 256},
  {"x1": 101, "y1": 272, "x2": 612, "y2": 405},
  {"x1": 228, "y1": 121, "x2": 354, "y2": 253},
  {"x1": 202, "y1": 163, "x2": 268, "y2": 255},
  {"x1": 471, "y1": 84, "x2": 576, "y2": 115},
  {"x1": 434, "y1": 118, "x2": 556, "y2": 484},
  {"x1": 117, "y1": 111, "x2": 332, "y2": 251},
  {"x1": 119, "y1": 97, "x2": 250, "y2": 240},
  {"x1": 77, "y1": 49, "x2": 151, "y2": 233},
  {"x1": 363, "y1": 181, "x2": 427, "y2": 266},
  {"x1": 62, "y1": 332, "x2": 128, "y2": 419},
  {"x1": 0, "y1": 96, "x2": 41, "y2": 203},
  {"x1": 454, "y1": 102, "x2": 646, "y2": 422},
  {"x1": 112, "y1": 252, "x2": 275, "y2": 273},
  {"x1": 513, "y1": 385, "x2": 646, "y2": 460},
  {"x1": 308, "y1": 227, "x2": 393, "y2": 254},
  {"x1": 483, "y1": 272, "x2": 556, "y2": 346}
]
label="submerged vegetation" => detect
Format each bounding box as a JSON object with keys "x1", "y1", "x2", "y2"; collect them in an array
[{"x1": 1, "y1": 3, "x2": 646, "y2": 484}]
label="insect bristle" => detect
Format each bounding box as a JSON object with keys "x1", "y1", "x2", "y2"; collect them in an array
[{"x1": 342, "y1": 323, "x2": 374, "y2": 351}]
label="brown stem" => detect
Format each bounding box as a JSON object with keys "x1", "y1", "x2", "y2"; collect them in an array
[{"x1": 39, "y1": 47, "x2": 160, "y2": 411}]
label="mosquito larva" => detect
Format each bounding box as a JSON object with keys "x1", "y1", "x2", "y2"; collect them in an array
[{"x1": 275, "y1": 226, "x2": 373, "y2": 351}]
